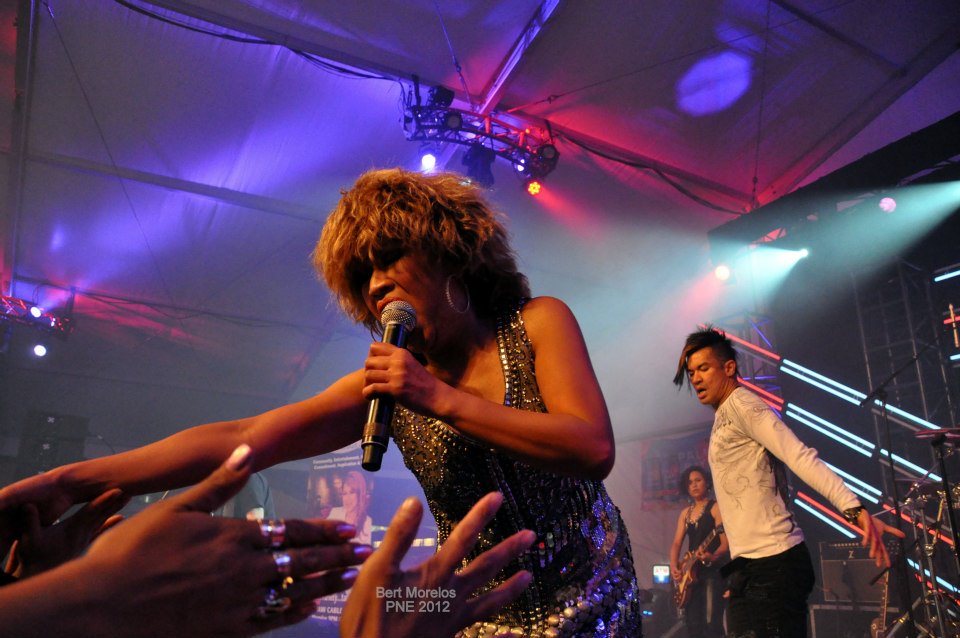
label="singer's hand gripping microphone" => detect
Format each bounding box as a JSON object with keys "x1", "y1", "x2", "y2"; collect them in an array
[{"x1": 361, "y1": 300, "x2": 417, "y2": 471}]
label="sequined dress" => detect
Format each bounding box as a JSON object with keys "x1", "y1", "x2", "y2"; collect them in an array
[{"x1": 391, "y1": 300, "x2": 642, "y2": 637}]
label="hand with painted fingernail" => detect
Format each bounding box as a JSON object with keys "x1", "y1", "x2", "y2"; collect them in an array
[
  {"x1": 340, "y1": 492, "x2": 535, "y2": 638},
  {"x1": 0, "y1": 445, "x2": 372, "y2": 638}
]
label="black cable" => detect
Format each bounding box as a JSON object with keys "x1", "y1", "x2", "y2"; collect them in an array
[
  {"x1": 432, "y1": 0, "x2": 475, "y2": 111},
  {"x1": 111, "y1": 0, "x2": 390, "y2": 81},
  {"x1": 112, "y1": 0, "x2": 270, "y2": 44},
  {"x1": 564, "y1": 135, "x2": 744, "y2": 215}
]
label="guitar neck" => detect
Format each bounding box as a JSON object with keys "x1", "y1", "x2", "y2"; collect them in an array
[
  {"x1": 682, "y1": 524, "x2": 724, "y2": 567},
  {"x1": 696, "y1": 523, "x2": 723, "y2": 557}
]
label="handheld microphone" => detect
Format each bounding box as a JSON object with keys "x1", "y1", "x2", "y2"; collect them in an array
[{"x1": 361, "y1": 300, "x2": 417, "y2": 471}]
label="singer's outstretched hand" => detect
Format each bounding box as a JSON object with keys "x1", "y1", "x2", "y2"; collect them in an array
[{"x1": 856, "y1": 509, "x2": 905, "y2": 567}]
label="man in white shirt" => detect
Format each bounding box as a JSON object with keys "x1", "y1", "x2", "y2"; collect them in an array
[{"x1": 673, "y1": 327, "x2": 902, "y2": 637}]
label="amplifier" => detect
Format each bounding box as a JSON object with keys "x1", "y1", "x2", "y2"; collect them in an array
[
  {"x1": 809, "y1": 603, "x2": 888, "y2": 638},
  {"x1": 819, "y1": 542, "x2": 887, "y2": 604}
]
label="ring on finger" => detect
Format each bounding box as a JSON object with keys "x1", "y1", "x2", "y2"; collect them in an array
[
  {"x1": 258, "y1": 519, "x2": 287, "y2": 548},
  {"x1": 272, "y1": 550, "x2": 293, "y2": 578},
  {"x1": 255, "y1": 587, "x2": 292, "y2": 619}
]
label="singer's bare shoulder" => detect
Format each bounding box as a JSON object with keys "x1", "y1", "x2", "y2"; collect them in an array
[{"x1": 520, "y1": 296, "x2": 584, "y2": 340}]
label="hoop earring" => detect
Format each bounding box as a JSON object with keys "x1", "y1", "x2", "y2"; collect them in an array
[{"x1": 444, "y1": 275, "x2": 470, "y2": 314}]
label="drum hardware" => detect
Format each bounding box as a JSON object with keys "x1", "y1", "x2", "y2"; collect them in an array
[{"x1": 888, "y1": 430, "x2": 960, "y2": 638}]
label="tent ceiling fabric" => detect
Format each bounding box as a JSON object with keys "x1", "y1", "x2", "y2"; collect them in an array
[{"x1": 1, "y1": 0, "x2": 959, "y2": 449}]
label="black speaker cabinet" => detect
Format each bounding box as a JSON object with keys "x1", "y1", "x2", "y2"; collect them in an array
[
  {"x1": 820, "y1": 541, "x2": 888, "y2": 604},
  {"x1": 15, "y1": 411, "x2": 88, "y2": 478},
  {"x1": 809, "y1": 603, "x2": 888, "y2": 638}
]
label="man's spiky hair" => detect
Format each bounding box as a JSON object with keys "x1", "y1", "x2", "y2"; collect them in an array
[{"x1": 672, "y1": 326, "x2": 738, "y2": 388}]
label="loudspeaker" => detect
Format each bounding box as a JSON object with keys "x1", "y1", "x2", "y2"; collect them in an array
[
  {"x1": 820, "y1": 541, "x2": 887, "y2": 604},
  {"x1": 15, "y1": 411, "x2": 88, "y2": 478},
  {"x1": 809, "y1": 603, "x2": 887, "y2": 638}
]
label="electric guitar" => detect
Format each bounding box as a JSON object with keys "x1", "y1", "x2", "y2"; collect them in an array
[
  {"x1": 674, "y1": 523, "x2": 724, "y2": 609},
  {"x1": 869, "y1": 569, "x2": 889, "y2": 638}
]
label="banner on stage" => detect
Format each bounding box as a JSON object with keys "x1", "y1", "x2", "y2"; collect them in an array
[{"x1": 639, "y1": 427, "x2": 711, "y2": 510}]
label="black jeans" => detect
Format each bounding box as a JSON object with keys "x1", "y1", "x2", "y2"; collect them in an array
[
  {"x1": 685, "y1": 571, "x2": 725, "y2": 638},
  {"x1": 724, "y1": 542, "x2": 815, "y2": 638}
]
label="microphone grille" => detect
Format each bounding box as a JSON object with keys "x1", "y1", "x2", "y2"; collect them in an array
[{"x1": 380, "y1": 300, "x2": 417, "y2": 330}]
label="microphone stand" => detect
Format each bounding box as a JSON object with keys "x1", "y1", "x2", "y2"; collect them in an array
[
  {"x1": 860, "y1": 345, "x2": 935, "y2": 638},
  {"x1": 930, "y1": 434, "x2": 960, "y2": 571},
  {"x1": 870, "y1": 389, "x2": 918, "y2": 638}
]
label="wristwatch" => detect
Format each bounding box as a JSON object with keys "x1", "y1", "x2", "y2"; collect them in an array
[{"x1": 842, "y1": 505, "x2": 865, "y2": 524}]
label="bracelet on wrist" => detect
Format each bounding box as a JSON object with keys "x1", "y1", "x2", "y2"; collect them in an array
[{"x1": 842, "y1": 505, "x2": 865, "y2": 525}]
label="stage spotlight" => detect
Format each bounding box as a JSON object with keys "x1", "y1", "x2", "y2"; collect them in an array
[
  {"x1": 420, "y1": 151, "x2": 437, "y2": 171},
  {"x1": 878, "y1": 196, "x2": 897, "y2": 213},
  {"x1": 526, "y1": 179, "x2": 542, "y2": 196},
  {"x1": 536, "y1": 143, "x2": 560, "y2": 174},
  {"x1": 428, "y1": 85, "x2": 455, "y2": 108},
  {"x1": 714, "y1": 264, "x2": 731, "y2": 281},
  {"x1": 798, "y1": 248, "x2": 810, "y2": 258},
  {"x1": 538, "y1": 144, "x2": 558, "y2": 162},
  {"x1": 33, "y1": 343, "x2": 48, "y2": 357},
  {"x1": 462, "y1": 144, "x2": 496, "y2": 188},
  {"x1": 29, "y1": 305, "x2": 44, "y2": 318},
  {"x1": 442, "y1": 111, "x2": 463, "y2": 130}
]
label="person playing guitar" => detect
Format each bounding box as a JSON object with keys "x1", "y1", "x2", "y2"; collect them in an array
[{"x1": 669, "y1": 465, "x2": 729, "y2": 638}]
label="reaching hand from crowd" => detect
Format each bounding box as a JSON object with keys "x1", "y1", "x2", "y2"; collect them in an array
[
  {"x1": 3, "y1": 487, "x2": 128, "y2": 579},
  {"x1": 0, "y1": 444, "x2": 372, "y2": 638},
  {"x1": 340, "y1": 492, "x2": 536, "y2": 638},
  {"x1": 0, "y1": 468, "x2": 88, "y2": 549}
]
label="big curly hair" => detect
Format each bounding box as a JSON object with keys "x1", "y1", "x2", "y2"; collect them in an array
[
  {"x1": 313, "y1": 168, "x2": 530, "y2": 332},
  {"x1": 677, "y1": 465, "x2": 713, "y2": 498}
]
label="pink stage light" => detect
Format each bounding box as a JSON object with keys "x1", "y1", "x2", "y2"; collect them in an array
[
  {"x1": 738, "y1": 377, "x2": 784, "y2": 407},
  {"x1": 719, "y1": 330, "x2": 782, "y2": 362}
]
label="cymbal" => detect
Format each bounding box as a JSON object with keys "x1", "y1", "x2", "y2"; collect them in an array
[
  {"x1": 915, "y1": 427, "x2": 960, "y2": 439},
  {"x1": 896, "y1": 478, "x2": 946, "y2": 498}
]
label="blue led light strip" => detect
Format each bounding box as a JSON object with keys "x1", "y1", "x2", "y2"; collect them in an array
[
  {"x1": 780, "y1": 360, "x2": 942, "y2": 429},
  {"x1": 786, "y1": 404, "x2": 875, "y2": 456},
  {"x1": 779, "y1": 366, "x2": 861, "y2": 405},
  {"x1": 934, "y1": 269, "x2": 960, "y2": 283},
  {"x1": 952, "y1": 353, "x2": 960, "y2": 362},
  {"x1": 879, "y1": 449, "x2": 941, "y2": 481},
  {"x1": 781, "y1": 359, "x2": 866, "y2": 401},
  {"x1": 877, "y1": 402, "x2": 941, "y2": 430},
  {"x1": 823, "y1": 461, "x2": 881, "y2": 504},
  {"x1": 907, "y1": 559, "x2": 960, "y2": 594},
  {"x1": 794, "y1": 499, "x2": 857, "y2": 539},
  {"x1": 747, "y1": 340, "x2": 944, "y2": 501},
  {"x1": 786, "y1": 410, "x2": 872, "y2": 457}
]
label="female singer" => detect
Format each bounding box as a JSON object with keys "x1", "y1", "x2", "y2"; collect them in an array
[{"x1": 0, "y1": 168, "x2": 641, "y2": 637}]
